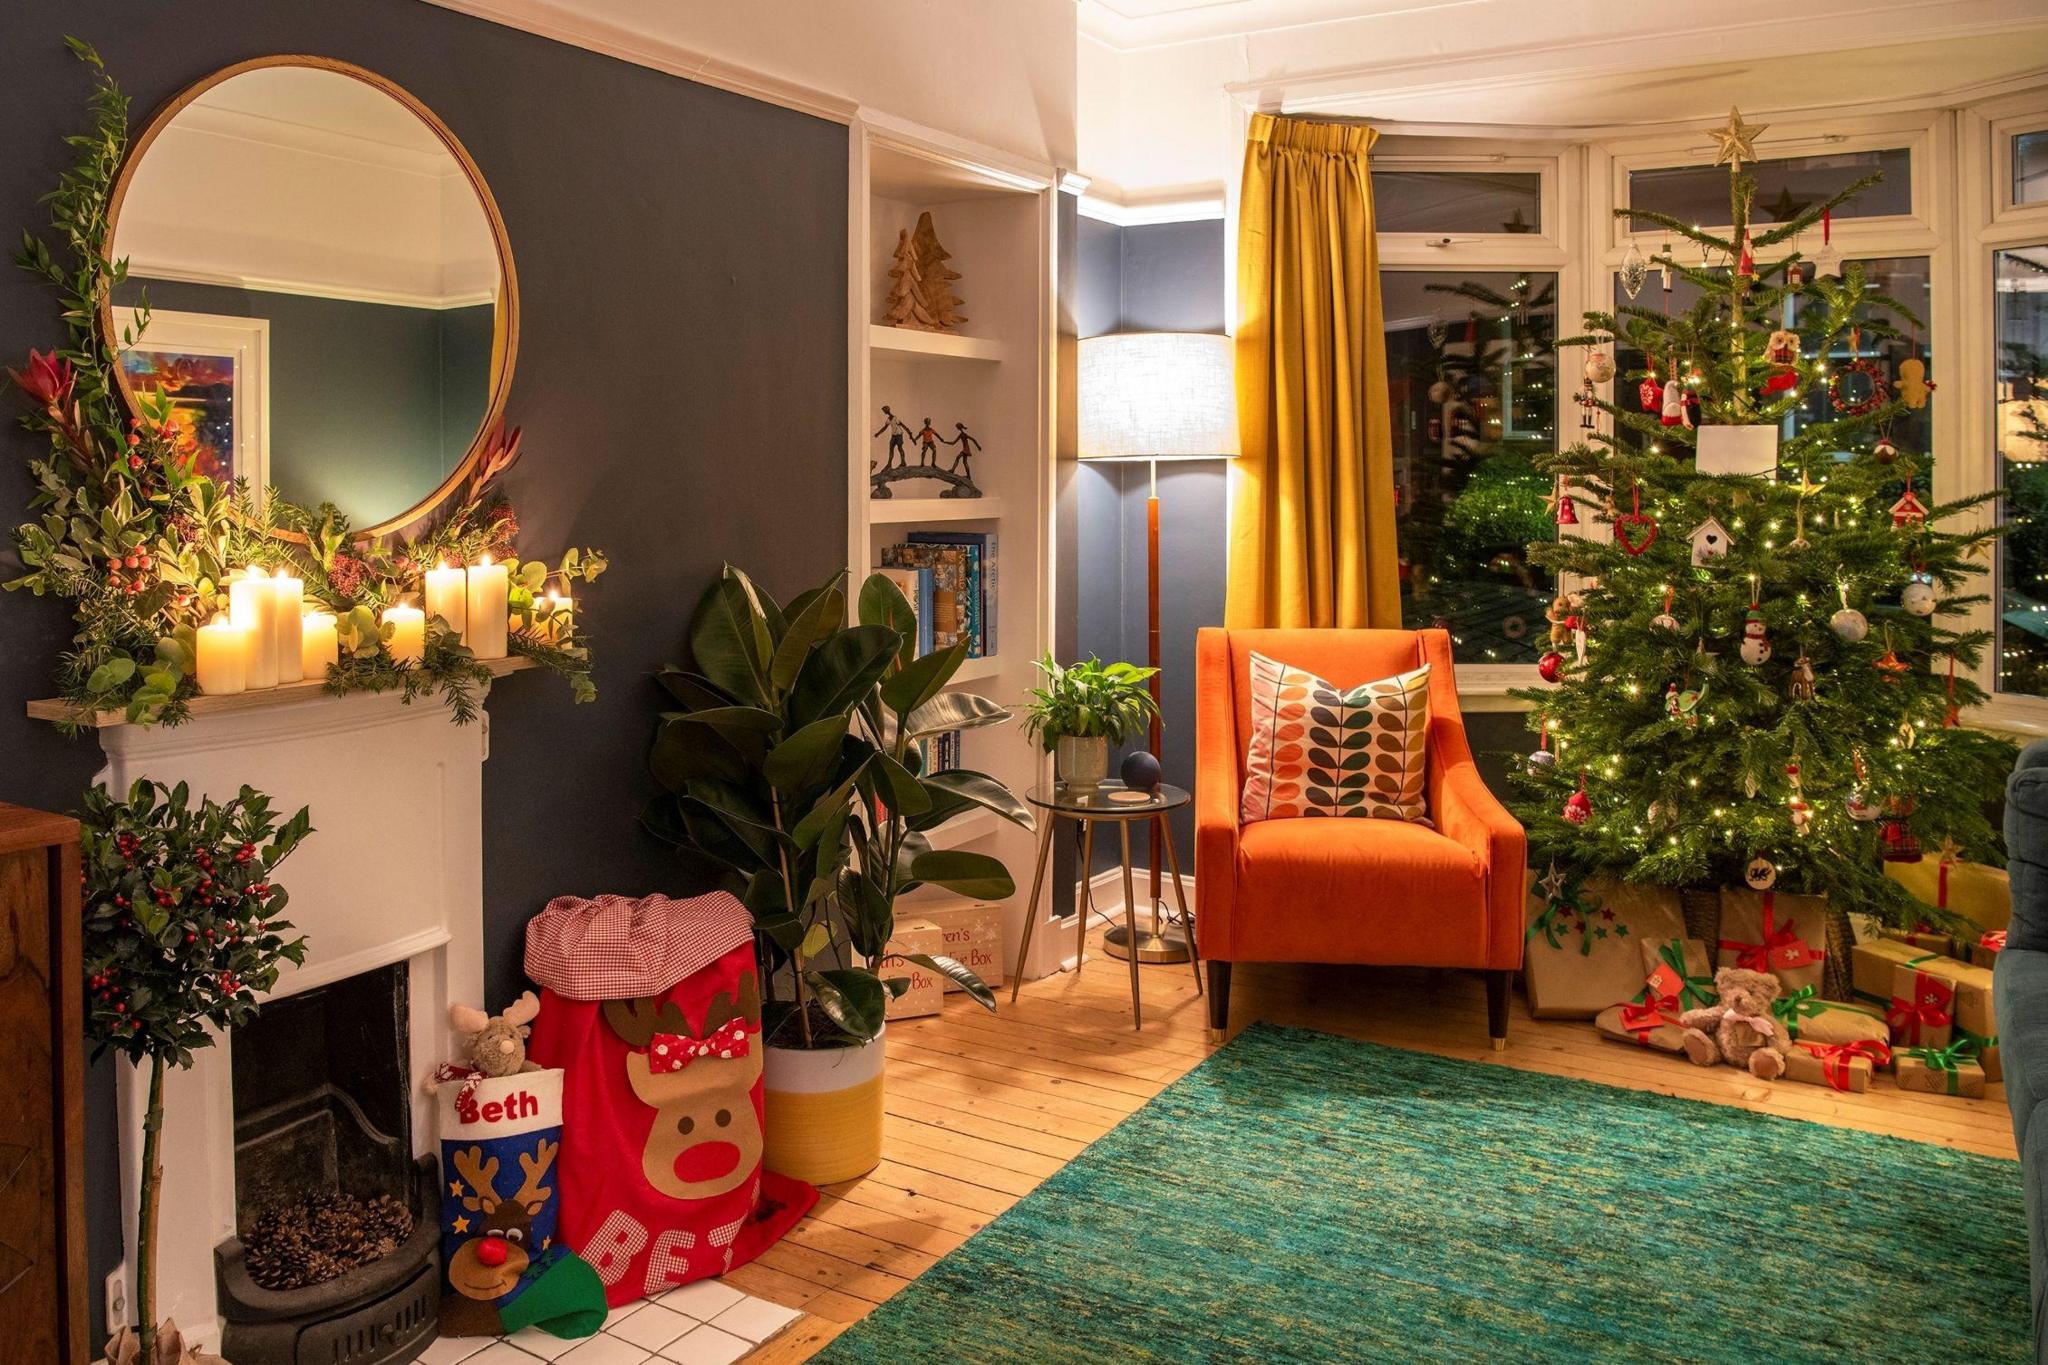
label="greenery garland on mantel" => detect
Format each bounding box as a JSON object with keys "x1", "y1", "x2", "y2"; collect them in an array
[{"x1": 7, "y1": 41, "x2": 606, "y2": 734}]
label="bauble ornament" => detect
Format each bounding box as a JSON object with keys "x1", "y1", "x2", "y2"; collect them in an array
[
  {"x1": 1901, "y1": 577, "x2": 1937, "y2": 617},
  {"x1": 1847, "y1": 790, "x2": 1881, "y2": 821},
  {"x1": 1538, "y1": 651, "x2": 1566, "y2": 683},
  {"x1": 1744, "y1": 856, "x2": 1777, "y2": 891},
  {"x1": 1525, "y1": 748, "x2": 1557, "y2": 775},
  {"x1": 1830, "y1": 604, "x2": 1869, "y2": 643},
  {"x1": 1585, "y1": 350, "x2": 1615, "y2": 385},
  {"x1": 1873, "y1": 436, "x2": 1897, "y2": 465}
]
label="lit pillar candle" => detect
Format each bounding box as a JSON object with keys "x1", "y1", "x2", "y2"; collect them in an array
[
  {"x1": 382, "y1": 599, "x2": 426, "y2": 666},
  {"x1": 272, "y1": 567, "x2": 304, "y2": 682},
  {"x1": 301, "y1": 611, "x2": 339, "y2": 677},
  {"x1": 541, "y1": 590, "x2": 574, "y2": 643},
  {"x1": 465, "y1": 555, "x2": 509, "y2": 660},
  {"x1": 196, "y1": 613, "x2": 251, "y2": 695},
  {"x1": 425, "y1": 560, "x2": 468, "y2": 643},
  {"x1": 229, "y1": 565, "x2": 280, "y2": 689}
]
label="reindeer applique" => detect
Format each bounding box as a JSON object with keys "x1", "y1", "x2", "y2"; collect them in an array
[
  {"x1": 443, "y1": 1139, "x2": 557, "y2": 1334},
  {"x1": 602, "y1": 972, "x2": 764, "y2": 1201}
]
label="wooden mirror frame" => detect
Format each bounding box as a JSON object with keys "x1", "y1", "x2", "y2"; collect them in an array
[{"x1": 99, "y1": 55, "x2": 521, "y2": 542}]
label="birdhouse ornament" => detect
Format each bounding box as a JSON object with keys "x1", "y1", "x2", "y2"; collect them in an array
[
  {"x1": 1688, "y1": 517, "x2": 1733, "y2": 566},
  {"x1": 1890, "y1": 486, "x2": 1929, "y2": 529}
]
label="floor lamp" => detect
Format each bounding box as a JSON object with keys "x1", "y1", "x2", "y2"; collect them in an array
[{"x1": 1076, "y1": 331, "x2": 1238, "y2": 962}]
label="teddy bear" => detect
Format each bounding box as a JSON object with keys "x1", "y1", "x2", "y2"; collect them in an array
[
  {"x1": 1678, "y1": 966, "x2": 1790, "y2": 1079},
  {"x1": 427, "y1": 990, "x2": 541, "y2": 1093}
]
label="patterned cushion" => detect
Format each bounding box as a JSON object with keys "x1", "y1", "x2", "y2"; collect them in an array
[{"x1": 1240, "y1": 653, "x2": 1431, "y2": 825}]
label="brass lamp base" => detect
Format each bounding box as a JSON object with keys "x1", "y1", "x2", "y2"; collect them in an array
[{"x1": 1102, "y1": 919, "x2": 1193, "y2": 964}]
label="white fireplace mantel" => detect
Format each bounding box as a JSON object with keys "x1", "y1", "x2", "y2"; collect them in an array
[{"x1": 76, "y1": 682, "x2": 499, "y2": 1351}]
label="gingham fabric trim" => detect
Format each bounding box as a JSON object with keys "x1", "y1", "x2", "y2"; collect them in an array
[{"x1": 524, "y1": 891, "x2": 752, "y2": 1000}]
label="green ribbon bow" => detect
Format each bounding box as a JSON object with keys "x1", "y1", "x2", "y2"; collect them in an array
[
  {"x1": 1527, "y1": 870, "x2": 1604, "y2": 955},
  {"x1": 1636, "y1": 938, "x2": 1715, "y2": 1011},
  {"x1": 1771, "y1": 985, "x2": 1824, "y2": 1038}
]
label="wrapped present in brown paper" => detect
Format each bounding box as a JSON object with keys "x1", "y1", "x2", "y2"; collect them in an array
[
  {"x1": 1887, "y1": 963, "x2": 1956, "y2": 1050},
  {"x1": 1716, "y1": 889, "x2": 1828, "y2": 993},
  {"x1": 1771, "y1": 986, "x2": 1890, "y2": 1049},
  {"x1": 1887, "y1": 851, "x2": 2011, "y2": 933},
  {"x1": 1594, "y1": 1000, "x2": 1687, "y2": 1053},
  {"x1": 1958, "y1": 1031, "x2": 2002, "y2": 1084},
  {"x1": 1638, "y1": 937, "x2": 1716, "y2": 1013},
  {"x1": 1784, "y1": 1039, "x2": 1890, "y2": 1093},
  {"x1": 1524, "y1": 870, "x2": 1684, "y2": 1019},
  {"x1": 883, "y1": 918, "x2": 947, "y2": 1020},
  {"x1": 1877, "y1": 926, "x2": 1961, "y2": 959},
  {"x1": 1919, "y1": 955, "x2": 1996, "y2": 1038},
  {"x1": 1896, "y1": 1043, "x2": 1988, "y2": 1099},
  {"x1": 1850, "y1": 936, "x2": 1943, "y2": 1006}
]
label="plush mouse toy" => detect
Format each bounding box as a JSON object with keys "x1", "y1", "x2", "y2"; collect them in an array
[
  {"x1": 1678, "y1": 966, "x2": 1790, "y2": 1079},
  {"x1": 428, "y1": 990, "x2": 542, "y2": 1092}
]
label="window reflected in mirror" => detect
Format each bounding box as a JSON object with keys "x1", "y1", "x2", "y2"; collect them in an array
[{"x1": 1998, "y1": 245, "x2": 2048, "y2": 696}]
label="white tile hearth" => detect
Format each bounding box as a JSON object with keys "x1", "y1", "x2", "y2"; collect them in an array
[
  {"x1": 418, "y1": 1281, "x2": 803, "y2": 1364},
  {"x1": 657, "y1": 1324, "x2": 754, "y2": 1365}
]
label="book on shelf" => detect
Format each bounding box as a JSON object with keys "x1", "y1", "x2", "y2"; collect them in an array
[
  {"x1": 879, "y1": 542, "x2": 977, "y2": 657},
  {"x1": 906, "y1": 529, "x2": 995, "y2": 659},
  {"x1": 872, "y1": 564, "x2": 934, "y2": 657}
]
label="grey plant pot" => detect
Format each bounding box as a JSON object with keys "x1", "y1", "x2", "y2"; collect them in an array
[{"x1": 1056, "y1": 735, "x2": 1110, "y2": 790}]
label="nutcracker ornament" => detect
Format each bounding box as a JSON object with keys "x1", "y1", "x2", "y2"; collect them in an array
[
  {"x1": 1762, "y1": 327, "x2": 1800, "y2": 396},
  {"x1": 1576, "y1": 378, "x2": 1598, "y2": 431}
]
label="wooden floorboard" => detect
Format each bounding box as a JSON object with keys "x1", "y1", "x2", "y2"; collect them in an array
[{"x1": 741, "y1": 923, "x2": 2018, "y2": 1360}]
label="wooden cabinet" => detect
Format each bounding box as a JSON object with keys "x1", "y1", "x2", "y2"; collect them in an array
[{"x1": 0, "y1": 803, "x2": 87, "y2": 1364}]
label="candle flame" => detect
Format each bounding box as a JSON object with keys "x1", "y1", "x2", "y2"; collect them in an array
[
  {"x1": 438, "y1": 559, "x2": 452, "y2": 571},
  {"x1": 245, "y1": 564, "x2": 266, "y2": 580},
  {"x1": 479, "y1": 553, "x2": 493, "y2": 567}
]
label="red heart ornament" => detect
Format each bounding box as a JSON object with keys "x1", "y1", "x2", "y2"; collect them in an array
[{"x1": 1613, "y1": 512, "x2": 1657, "y2": 556}]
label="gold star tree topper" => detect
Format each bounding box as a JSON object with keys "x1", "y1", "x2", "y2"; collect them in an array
[{"x1": 1707, "y1": 106, "x2": 1767, "y2": 171}]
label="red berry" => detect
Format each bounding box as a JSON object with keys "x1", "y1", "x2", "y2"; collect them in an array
[
  {"x1": 114, "y1": 1003, "x2": 125, "y2": 1013},
  {"x1": 127, "y1": 433, "x2": 139, "y2": 447},
  {"x1": 128, "y1": 455, "x2": 143, "y2": 471},
  {"x1": 185, "y1": 932, "x2": 195, "y2": 942},
  {"x1": 130, "y1": 1021, "x2": 141, "y2": 1031}
]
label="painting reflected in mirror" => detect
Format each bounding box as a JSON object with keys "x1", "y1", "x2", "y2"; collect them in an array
[{"x1": 107, "y1": 59, "x2": 514, "y2": 535}]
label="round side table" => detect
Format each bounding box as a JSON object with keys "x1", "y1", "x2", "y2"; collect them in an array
[{"x1": 1011, "y1": 781, "x2": 1200, "y2": 1029}]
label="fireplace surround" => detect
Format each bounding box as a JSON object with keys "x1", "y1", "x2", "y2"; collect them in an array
[{"x1": 91, "y1": 686, "x2": 491, "y2": 1353}]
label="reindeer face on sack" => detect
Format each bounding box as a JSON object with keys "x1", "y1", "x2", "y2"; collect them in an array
[
  {"x1": 448, "y1": 1139, "x2": 556, "y2": 1302},
  {"x1": 603, "y1": 973, "x2": 764, "y2": 1200}
]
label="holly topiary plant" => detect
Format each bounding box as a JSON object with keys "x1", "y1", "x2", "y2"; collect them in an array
[{"x1": 81, "y1": 778, "x2": 310, "y2": 1362}]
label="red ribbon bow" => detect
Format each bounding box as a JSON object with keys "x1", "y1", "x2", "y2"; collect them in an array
[
  {"x1": 1981, "y1": 930, "x2": 2008, "y2": 953},
  {"x1": 1886, "y1": 970, "x2": 1954, "y2": 1045},
  {"x1": 645, "y1": 1016, "x2": 753, "y2": 1074},
  {"x1": 1797, "y1": 1039, "x2": 1892, "y2": 1092},
  {"x1": 1719, "y1": 894, "x2": 1821, "y2": 974},
  {"x1": 1617, "y1": 998, "x2": 1681, "y2": 1042}
]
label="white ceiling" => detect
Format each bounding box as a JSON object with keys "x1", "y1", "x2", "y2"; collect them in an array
[{"x1": 1079, "y1": 0, "x2": 1460, "y2": 50}]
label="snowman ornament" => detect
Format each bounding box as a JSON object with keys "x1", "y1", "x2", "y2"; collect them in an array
[{"x1": 1739, "y1": 607, "x2": 1772, "y2": 665}]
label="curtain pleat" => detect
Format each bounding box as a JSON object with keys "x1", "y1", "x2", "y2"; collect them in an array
[{"x1": 1227, "y1": 112, "x2": 1398, "y2": 629}]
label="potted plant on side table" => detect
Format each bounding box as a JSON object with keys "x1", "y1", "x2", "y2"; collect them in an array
[
  {"x1": 1023, "y1": 655, "x2": 1160, "y2": 791},
  {"x1": 644, "y1": 566, "x2": 1032, "y2": 1183}
]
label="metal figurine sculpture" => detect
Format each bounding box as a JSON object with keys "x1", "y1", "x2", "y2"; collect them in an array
[{"x1": 870, "y1": 408, "x2": 984, "y2": 499}]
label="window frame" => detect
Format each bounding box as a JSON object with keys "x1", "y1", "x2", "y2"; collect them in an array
[
  {"x1": 1962, "y1": 91, "x2": 2048, "y2": 733},
  {"x1": 1375, "y1": 141, "x2": 1578, "y2": 701}
]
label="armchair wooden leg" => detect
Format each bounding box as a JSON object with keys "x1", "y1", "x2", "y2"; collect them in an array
[
  {"x1": 1207, "y1": 961, "x2": 1232, "y2": 1032},
  {"x1": 1485, "y1": 970, "x2": 1511, "y2": 1052}
]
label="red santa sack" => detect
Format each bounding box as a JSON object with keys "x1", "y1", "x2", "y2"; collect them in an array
[{"x1": 525, "y1": 892, "x2": 814, "y2": 1307}]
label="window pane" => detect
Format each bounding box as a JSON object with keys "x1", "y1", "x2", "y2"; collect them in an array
[
  {"x1": 1608, "y1": 256, "x2": 1932, "y2": 465},
  {"x1": 1389, "y1": 270, "x2": 1557, "y2": 664},
  {"x1": 1998, "y1": 245, "x2": 2048, "y2": 695},
  {"x1": 2016, "y1": 131, "x2": 2048, "y2": 207},
  {"x1": 1630, "y1": 148, "x2": 1911, "y2": 228},
  {"x1": 1372, "y1": 171, "x2": 1542, "y2": 235}
]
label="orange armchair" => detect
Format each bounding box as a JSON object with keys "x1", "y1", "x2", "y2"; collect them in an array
[{"x1": 1195, "y1": 627, "x2": 1527, "y2": 1044}]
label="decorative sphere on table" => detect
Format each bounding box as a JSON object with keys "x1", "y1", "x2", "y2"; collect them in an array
[{"x1": 1120, "y1": 750, "x2": 1162, "y2": 792}]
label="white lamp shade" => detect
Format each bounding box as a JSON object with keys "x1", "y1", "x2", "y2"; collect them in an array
[{"x1": 1078, "y1": 331, "x2": 1238, "y2": 460}]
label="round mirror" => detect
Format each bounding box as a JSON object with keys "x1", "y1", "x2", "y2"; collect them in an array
[{"x1": 104, "y1": 57, "x2": 517, "y2": 538}]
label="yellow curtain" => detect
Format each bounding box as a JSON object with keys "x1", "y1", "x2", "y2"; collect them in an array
[{"x1": 1226, "y1": 112, "x2": 1399, "y2": 629}]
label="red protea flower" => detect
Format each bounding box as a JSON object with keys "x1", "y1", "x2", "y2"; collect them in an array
[
  {"x1": 7, "y1": 349, "x2": 74, "y2": 409},
  {"x1": 327, "y1": 551, "x2": 368, "y2": 597}
]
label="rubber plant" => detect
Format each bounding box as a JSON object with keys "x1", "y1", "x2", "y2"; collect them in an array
[
  {"x1": 80, "y1": 779, "x2": 310, "y2": 1363},
  {"x1": 644, "y1": 566, "x2": 1031, "y2": 1046}
]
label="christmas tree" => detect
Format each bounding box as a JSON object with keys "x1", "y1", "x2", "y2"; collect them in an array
[
  {"x1": 910, "y1": 211, "x2": 967, "y2": 330},
  {"x1": 1511, "y1": 108, "x2": 2014, "y2": 930},
  {"x1": 881, "y1": 226, "x2": 939, "y2": 330}
]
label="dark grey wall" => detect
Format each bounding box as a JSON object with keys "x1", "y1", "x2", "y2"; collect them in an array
[
  {"x1": 2, "y1": 5, "x2": 845, "y2": 1339},
  {"x1": 1072, "y1": 217, "x2": 1230, "y2": 874},
  {"x1": 115, "y1": 278, "x2": 493, "y2": 524}
]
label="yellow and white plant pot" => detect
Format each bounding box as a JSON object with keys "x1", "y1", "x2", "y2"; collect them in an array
[{"x1": 762, "y1": 1026, "x2": 885, "y2": 1185}]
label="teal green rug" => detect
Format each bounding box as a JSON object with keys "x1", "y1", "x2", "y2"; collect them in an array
[{"x1": 818, "y1": 1023, "x2": 2029, "y2": 1363}]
